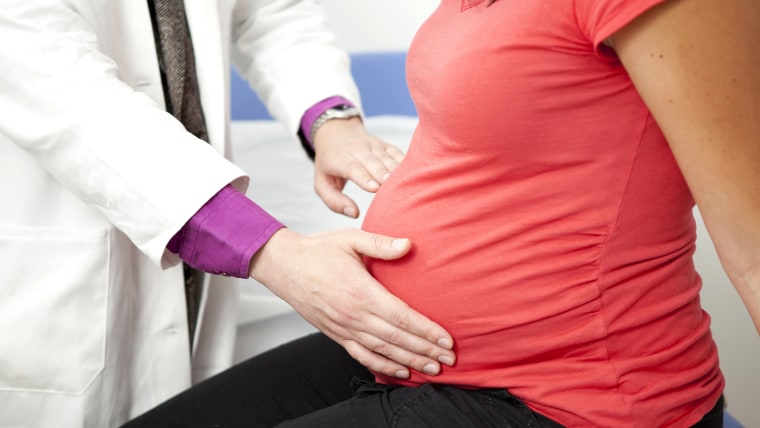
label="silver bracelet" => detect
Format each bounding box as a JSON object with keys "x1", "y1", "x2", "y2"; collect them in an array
[{"x1": 309, "y1": 105, "x2": 361, "y2": 142}]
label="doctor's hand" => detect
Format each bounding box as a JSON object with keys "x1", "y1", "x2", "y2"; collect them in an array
[
  {"x1": 312, "y1": 117, "x2": 405, "y2": 219},
  {"x1": 248, "y1": 227, "x2": 456, "y2": 379}
]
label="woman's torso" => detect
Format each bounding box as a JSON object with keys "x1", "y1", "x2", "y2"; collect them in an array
[{"x1": 362, "y1": 1, "x2": 723, "y2": 426}]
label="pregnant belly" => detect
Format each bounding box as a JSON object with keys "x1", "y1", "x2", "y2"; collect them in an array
[{"x1": 361, "y1": 159, "x2": 608, "y2": 388}]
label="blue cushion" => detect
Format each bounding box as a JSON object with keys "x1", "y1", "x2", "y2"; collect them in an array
[{"x1": 230, "y1": 51, "x2": 415, "y2": 120}]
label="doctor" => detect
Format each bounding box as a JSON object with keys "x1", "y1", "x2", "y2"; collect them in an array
[{"x1": 0, "y1": 1, "x2": 455, "y2": 427}]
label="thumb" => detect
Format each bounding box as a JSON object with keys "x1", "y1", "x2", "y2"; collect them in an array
[{"x1": 351, "y1": 231, "x2": 412, "y2": 261}]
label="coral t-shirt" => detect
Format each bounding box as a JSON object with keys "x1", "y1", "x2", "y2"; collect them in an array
[{"x1": 361, "y1": 0, "x2": 724, "y2": 426}]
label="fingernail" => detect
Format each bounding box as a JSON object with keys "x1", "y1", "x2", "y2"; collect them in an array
[
  {"x1": 422, "y1": 363, "x2": 439, "y2": 376},
  {"x1": 391, "y1": 239, "x2": 409, "y2": 250},
  {"x1": 438, "y1": 355, "x2": 454, "y2": 366},
  {"x1": 381, "y1": 173, "x2": 390, "y2": 181},
  {"x1": 395, "y1": 369, "x2": 409, "y2": 379},
  {"x1": 367, "y1": 180, "x2": 380, "y2": 189},
  {"x1": 438, "y1": 338, "x2": 453, "y2": 349},
  {"x1": 343, "y1": 207, "x2": 357, "y2": 217}
]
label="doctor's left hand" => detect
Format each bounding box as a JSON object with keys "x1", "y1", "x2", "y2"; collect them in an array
[
  {"x1": 312, "y1": 117, "x2": 405, "y2": 218},
  {"x1": 248, "y1": 227, "x2": 456, "y2": 379}
]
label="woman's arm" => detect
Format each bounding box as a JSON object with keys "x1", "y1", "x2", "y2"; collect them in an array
[{"x1": 610, "y1": 0, "x2": 760, "y2": 332}]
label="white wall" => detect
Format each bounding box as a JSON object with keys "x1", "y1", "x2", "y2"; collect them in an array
[{"x1": 319, "y1": 0, "x2": 439, "y2": 52}]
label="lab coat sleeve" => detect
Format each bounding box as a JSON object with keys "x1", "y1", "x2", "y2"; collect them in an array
[
  {"x1": 0, "y1": 1, "x2": 248, "y2": 267},
  {"x1": 229, "y1": 0, "x2": 362, "y2": 135}
]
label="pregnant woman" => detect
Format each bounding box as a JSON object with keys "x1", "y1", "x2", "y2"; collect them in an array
[{"x1": 124, "y1": 0, "x2": 758, "y2": 426}]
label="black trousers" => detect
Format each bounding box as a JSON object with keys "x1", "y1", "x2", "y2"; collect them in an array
[
  {"x1": 122, "y1": 333, "x2": 369, "y2": 428},
  {"x1": 277, "y1": 378, "x2": 564, "y2": 428},
  {"x1": 121, "y1": 332, "x2": 723, "y2": 428}
]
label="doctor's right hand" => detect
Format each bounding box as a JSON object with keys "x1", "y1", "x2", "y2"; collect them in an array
[
  {"x1": 312, "y1": 117, "x2": 405, "y2": 219},
  {"x1": 248, "y1": 227, "x2": 456, "y2": 379}
]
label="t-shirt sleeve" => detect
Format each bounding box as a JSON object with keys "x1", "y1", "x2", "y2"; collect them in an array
[{"x1": 574, "y1": 0, "x2": 669, "y2": 51}]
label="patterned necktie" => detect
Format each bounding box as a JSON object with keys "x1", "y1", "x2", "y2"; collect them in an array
[{"x1": 148, "y1": 0, "x2": 207, "y2": 347}]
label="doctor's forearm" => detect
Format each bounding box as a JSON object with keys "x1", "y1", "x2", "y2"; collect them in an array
[
  {"x1": 167, "y1": 95, "x2": 356, "y2": 277},
  {"x1": 166, "y1": 95, "x2": 355, "y2": 276}
]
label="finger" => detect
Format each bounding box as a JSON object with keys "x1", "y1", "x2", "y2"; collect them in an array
[
  {"x1": 385, "y1": 144, "x2": 406, "y2": 164},
  {"x1": 349, "y1": 319, "x2": 455, "y2": 376},
  {"x1": 341, "y1": 340, "x2": 410, "y2": 379},
  {"x1": 376, "y1": 145, "x2": 405, "y2": 173},
  {"x1": 361, "y1": 154, "x2": 394, "y2": 187},
  {"x1": 348, "y1": 230, "x2": 412, "y2": 260},
  {"x1": 311, "y1": 277, "x2": 455, "y2": 372},
  {"x1": 364, "y1": 140, "x2": 404, "y2": 182},
  {"x1": 319, "y1": 251, "x2": 456, "y2": 365},
  {"x1": 341, "y1": 158, "x2": 383, "y2": 193},
  {"x1": 314, "y1": 174, "x2": 360, "y2": 218},
  {"x1": 372, "y1": 150, "x2": 399, "y2": 180},
  {"x1": 354, "y1": 143, "x2": 398, "y2": 182},
  {"x1": 362, "y1": 289, "x2": 456, "y2": 365}
]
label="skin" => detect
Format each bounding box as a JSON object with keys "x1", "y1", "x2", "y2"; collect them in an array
[
  {"x1": 610, "y1": 0, "x2": 760, "y2": 332},
  {"x1": 313, "y1": 116, "x2": 405, "y2": 218},
  {"x1": 250, "y1": 119, "x2": 456, "y2": 379}
]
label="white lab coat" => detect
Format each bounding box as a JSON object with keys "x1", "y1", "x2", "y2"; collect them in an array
[{"x1": 0, "y1": 0, "x2": 359, "y2": 426}]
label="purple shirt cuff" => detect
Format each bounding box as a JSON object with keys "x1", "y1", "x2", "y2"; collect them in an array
[
  {"x1": 167, "y1": 184, "x2": 285, "y2": 278},
  {"x1": 299, "y1": 95, "x2": 356, "y2": 149}
]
